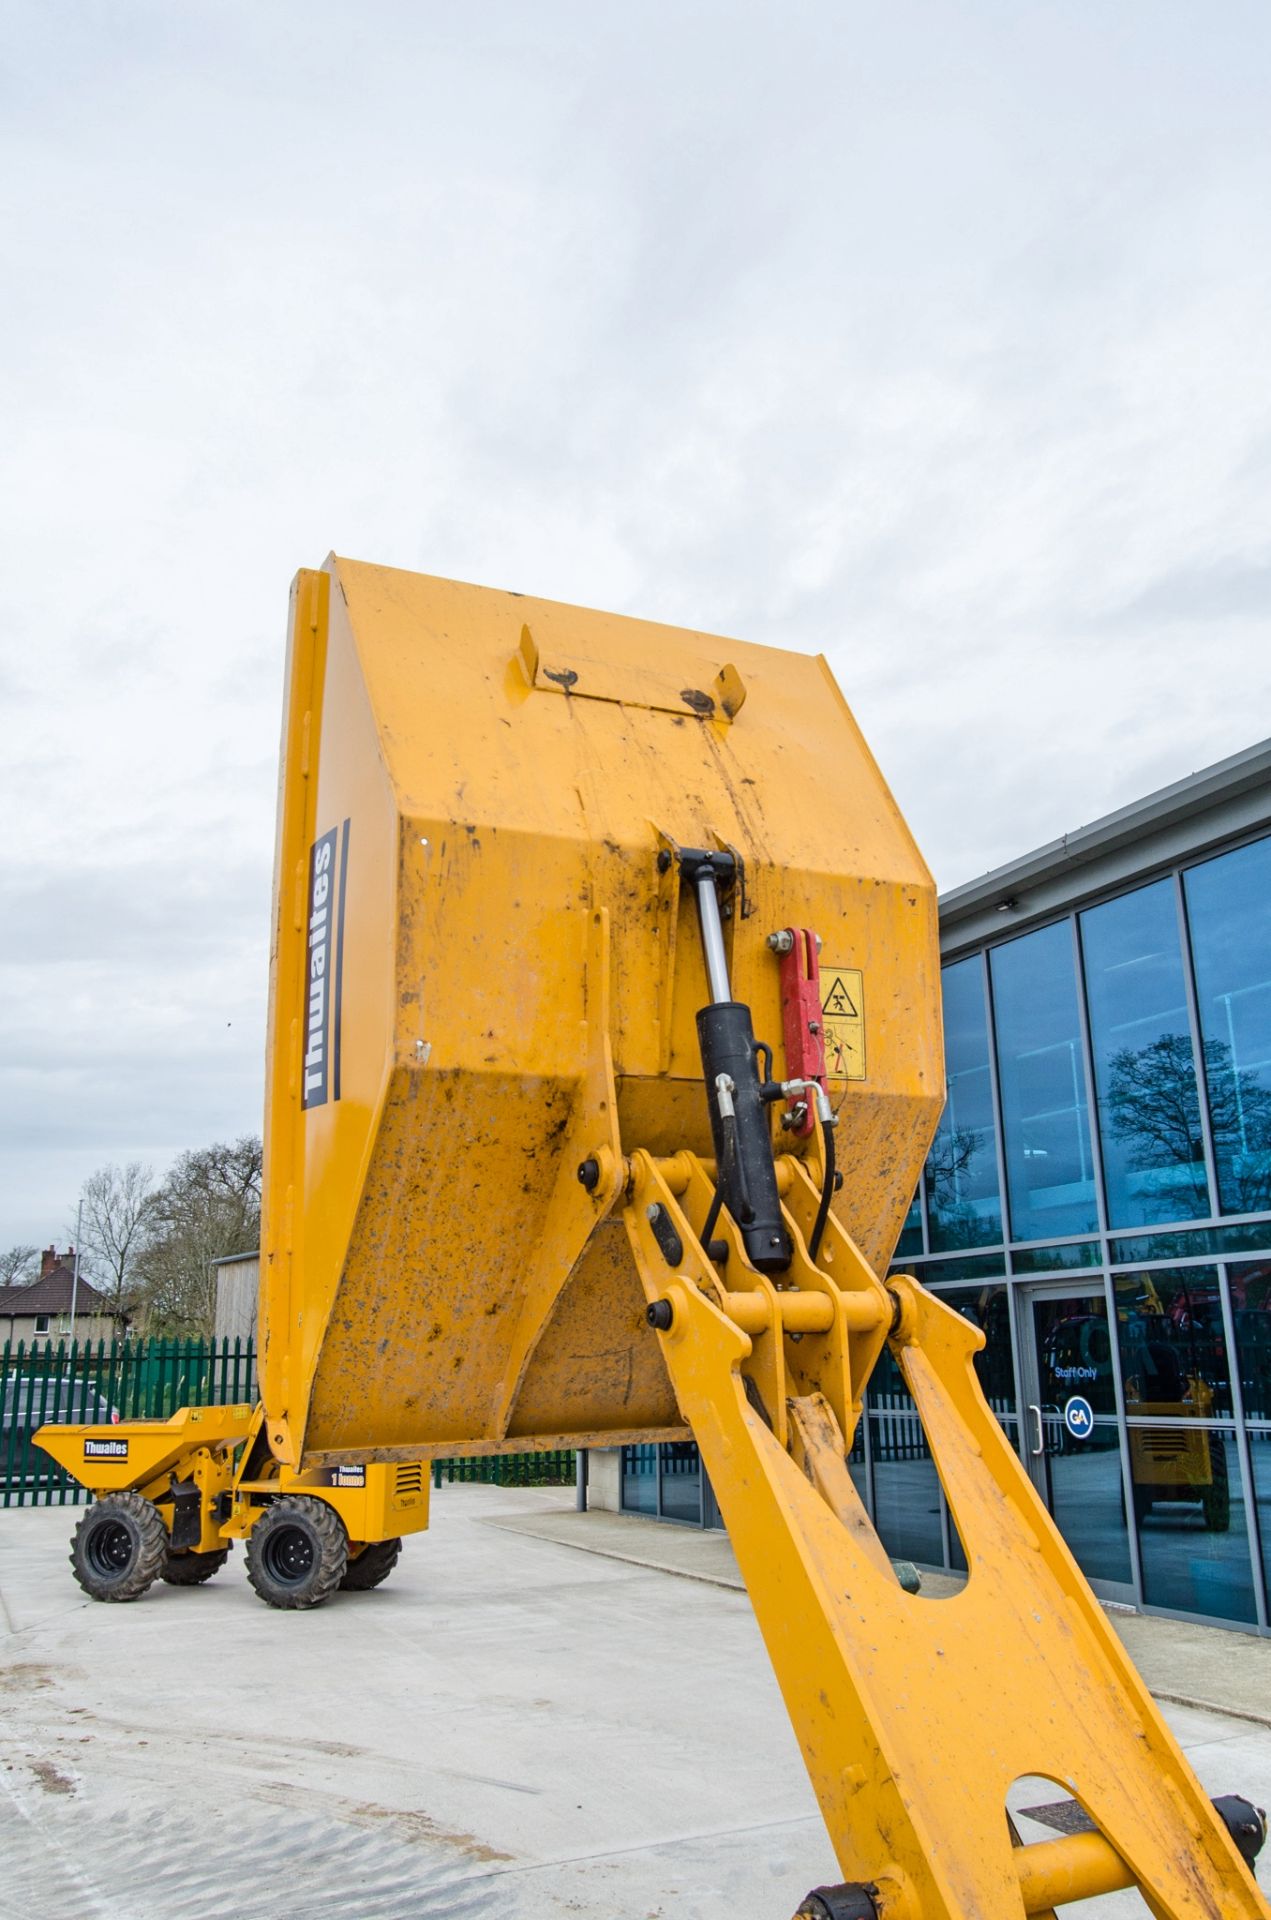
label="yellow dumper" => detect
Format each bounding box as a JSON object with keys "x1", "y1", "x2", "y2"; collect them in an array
[{"x1": 38, "y1": 560, "x2": 1268, "y2": 1918}]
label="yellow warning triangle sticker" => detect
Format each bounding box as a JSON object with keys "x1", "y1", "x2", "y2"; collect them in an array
[{"x1": 822, "y1": 974, "x2": 860, "y2": 1019}]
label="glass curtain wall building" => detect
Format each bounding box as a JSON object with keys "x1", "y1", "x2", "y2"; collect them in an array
[{"x1": 620, "y1": 737, "x2": 1271, "y2": 1635}]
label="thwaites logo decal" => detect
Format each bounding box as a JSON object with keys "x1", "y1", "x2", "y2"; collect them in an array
[
  {"x1": 84, "y1": 1437, "x2": 128, "y2": 1460},
  {"x1": 303, "y1": 819, "x2": 350, "y2": 1110},
  {"x1": 332, "y1": 1465, "x2": 366, "y2": 1488}
]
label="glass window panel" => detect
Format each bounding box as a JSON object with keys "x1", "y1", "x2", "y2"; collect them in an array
[
  {"x1": 848, "y1": 1418, "x2": 871, "y2": 1518},
  {"x1": 933, "y1": 1284, "x2": 1017, "y2": 1574},
  {"x1": 1110, "y1": 1223, "x2": 1271, "y2": 1263},
  {"x1": 658, "y1": 1441, "x2": 703, "y2": 1524},
  {"x1": 1113, "y1": 1268, "x2": 1232, "y2": 1418},
  {"x1": 1081, "y1": 880, "x2": 1210, "y2": 1228},
  {"x1": 1034, "y1": 1290, "x2": 1119, "y2": 1419},
  {"x1": 1247, "y1": 1427, "x2": 1271, "y2": 1602},
  {"x1": 926, "y1": 958, "x2": 1003, "y2": 1251},
  {"x1": 990, "y1": 923, "x2": 1098, "y2": 1241},
  {"x1": 1030, "y1": 1290, "x2": 1130, "y2": 1584},
  {"x1": 1011, "y1": 1241, "x2": 1101, "y2": 1274},
  {"x1": 868, "y1": 1345, "x2": 944, "y2": 1566},
  {"x1": 1229, "y1": 1260, "x2": 1271, "y2": 1424},
  {"x1": 1184, "y1": 836, "x2": 1271, "y2": 1216},
  {"x1": 912, "y1": 1253, "x2": 1006, "y2": 1284},
  {"x1": 1047, "y1": 1435, "x2": 1133, "y2": 1588},
  {"x1": 1130, "y1": 1427, "x2": 1257, "y2": 1623},
  {"x1": 895, "y1": 1188, "x2": 923, "y2": 1258},
  {"x1": 930, "y1": 1283, "x2": 1015, "y2": 1414},
  {"x1": 621, "y1": 1443, "x2": 658, "y2": 1514}
]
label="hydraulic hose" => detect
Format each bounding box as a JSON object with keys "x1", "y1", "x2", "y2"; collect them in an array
[{"x1": 808, "y1": 1112, "x2": 836, "y2": 1265}]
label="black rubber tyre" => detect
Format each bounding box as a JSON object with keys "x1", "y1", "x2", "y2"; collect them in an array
[
  {"x1": 70, "y1": 1491, "x2": 169, "y2": 1603},
  {"x1": 339, "y1": 1537, "x2": 402, "y2": 1591},
  {"x1": 162, "y1": 1547, "x2": 231, "y2": 1586},
  {"x1": 245, "y1": 1496, "x2": 349, "y2": 1610}
]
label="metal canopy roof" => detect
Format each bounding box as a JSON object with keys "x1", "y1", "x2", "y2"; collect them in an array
[{"x1": 939, "y1": 735, "x2": 1271, "y2": 959}]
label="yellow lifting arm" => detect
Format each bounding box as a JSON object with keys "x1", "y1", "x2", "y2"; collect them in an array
[{"x1": 626, "y1": 1148, "x2": 1267, "y2": 1917}]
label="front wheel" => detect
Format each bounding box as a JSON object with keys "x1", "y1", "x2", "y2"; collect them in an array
[
  {"x1": 340, "y1": 1537, "x2": 402, "y2": 1591},
  {"x1": 71, "y1": 1491, "x2": 169, "y2": 1602},
  {"x1": 245, "y1": 1496, "x2": 349, "y2": 1610}
]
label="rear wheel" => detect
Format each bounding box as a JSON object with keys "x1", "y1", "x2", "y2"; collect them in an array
[
  {"x1": 162, "y1": 1547, "x2": 230, "y2": 1586},
  {"x1": 339, "y1": 1537, "x2": 402, "y2": 1591},
  {"x1": 245, "y1": 1496, "x2": 348, "y2": 1610},
  {"x1": 71, "y1": 1491, "x2": 168, "y2": 1603}
]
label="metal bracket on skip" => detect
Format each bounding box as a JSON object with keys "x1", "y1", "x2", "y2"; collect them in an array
[{"x1": 619, "y1": 846, "x2": 1270, "y2": 1920}]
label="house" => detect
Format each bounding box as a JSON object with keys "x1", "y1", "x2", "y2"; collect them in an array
[{"x1": 0, "y1": 1248, "x2": 116, "y2": 1348}]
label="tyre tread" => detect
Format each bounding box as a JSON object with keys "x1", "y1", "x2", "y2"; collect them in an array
[
  {"x1": 70, "y1": 1490, "x2": 169, "y2": 1603},
  {"x1": 162, "y1": 1547, "x2": 231, "y2": 1586},
  {"x1": 245, "y1": 1495, "x2": 348, "y2": 1610},
  {"x1": 339, "y1": 1536, "x2": 402, "y2": 1591}
]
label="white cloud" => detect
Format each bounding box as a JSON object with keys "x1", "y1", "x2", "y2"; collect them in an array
[{"x1": 3, "y1": 1, "x2": 1271, "y2": 1242}]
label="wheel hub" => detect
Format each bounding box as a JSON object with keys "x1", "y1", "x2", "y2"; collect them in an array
[
  {"x1": 87, "y1": 1519, "x2": 134, "y2": 1577},
  {"x1": 264, "y1": 1523, "x2": 315, "y2": 1585}
]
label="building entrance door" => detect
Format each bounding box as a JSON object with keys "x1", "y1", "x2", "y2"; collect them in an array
[{"x1": 1017, "y1": 1281, "x2": 1135, "y2": 1602}]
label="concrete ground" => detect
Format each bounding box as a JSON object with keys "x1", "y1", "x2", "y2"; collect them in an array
[{"x1": 0, "y1": 1484, "x2": 1268, "y2": 1920}]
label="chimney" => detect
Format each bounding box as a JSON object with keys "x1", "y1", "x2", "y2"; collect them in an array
[{"x1": 41, "y1": 1246, "x2": 67, "y2": 1278}]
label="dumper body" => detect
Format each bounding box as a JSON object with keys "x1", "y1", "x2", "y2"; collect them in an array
[{"x1": 262, "y1": 560, "x2": 941, "y2": 1468}]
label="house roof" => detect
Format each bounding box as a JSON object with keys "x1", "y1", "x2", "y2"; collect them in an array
[{"x1": 0, "y1": 1263, "x2": 110, "y2": 1318}]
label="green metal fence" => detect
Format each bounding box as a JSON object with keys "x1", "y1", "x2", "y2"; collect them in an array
[
  {"x1": 1, "y1": 1338, "x2": 256, "y2": 1508},
  {"x1": 431, "y1": 1449, "x2": 575, "y2": 1488}
]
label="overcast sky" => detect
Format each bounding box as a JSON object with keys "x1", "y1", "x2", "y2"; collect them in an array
[{"x1": 3, "y1": 3, "x2": 1270, "y2": 1253}]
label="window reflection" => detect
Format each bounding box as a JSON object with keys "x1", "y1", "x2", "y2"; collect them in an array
[
  {"x1": 867, "y1": 1343, "x2": 944, "y2": 1566},
  {"x1": 931, "y1": 1282, "x2": 1014, "y2": 1411},
  {"x1": 659, "y1": 1441, "x2": 703, "y2": 1523},
  {"x1": 1131, "y1": 1429, "x2": 1257, "y2": 1624},
  {"x1": 1113, "y1": 1268, "x2": 1232, "y2": 1417},
  {"x1": 621, "y1": 1443, "x2": 658, "y2": 1513},
  {"x1": 1185, "y1": 836, "x2": 1271, "y2": 1216},
  {"x1": 1035, "y1": 1292, "x2": 1118, "y2": 1418},
  {"x1": 1228, "y1": 1260, "x2": 1271, "y2": 1424},
  {"x1": 1081, "y1": 881, "x2": 1210, "y2": 1228},
  {"x1": 927, "y1": 958, "x2": 1003, "y2": 1251},
  {"x1": 990, "y1": 922, "x2": 1098, "y2": 1241},
  {"x1": 1247, "y1": 1429, "x2": 1271, "y2": 1604},
  {"x1": 895, "y1": 1188, "x2": 924, "y2": 1258},
  {"x1": 1028, "y1": 1292, "x2": 1130, "y2": 1585}
]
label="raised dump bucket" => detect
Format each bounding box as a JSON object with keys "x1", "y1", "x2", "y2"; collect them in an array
[{"x1": 264, "y1": 560, "x2": 941, "y2": 1469}]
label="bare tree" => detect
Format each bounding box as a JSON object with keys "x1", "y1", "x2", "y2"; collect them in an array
[
  {"x1": 133, "y1": 1136, "x2": 262, "y2": 1339},
  {"x1": 924, "y1": 1124, "x2": 988, "y2": 1248},
  {"x1": 0, "y1": 1244, "x2": 38, "y2": 1288},
  {"x1": 1107, "y1": 1034, "x2": 1271, "y2": 1217},
  {"x1": 75, "y1": 1162, "x2": 157, "y2": 1329}
]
